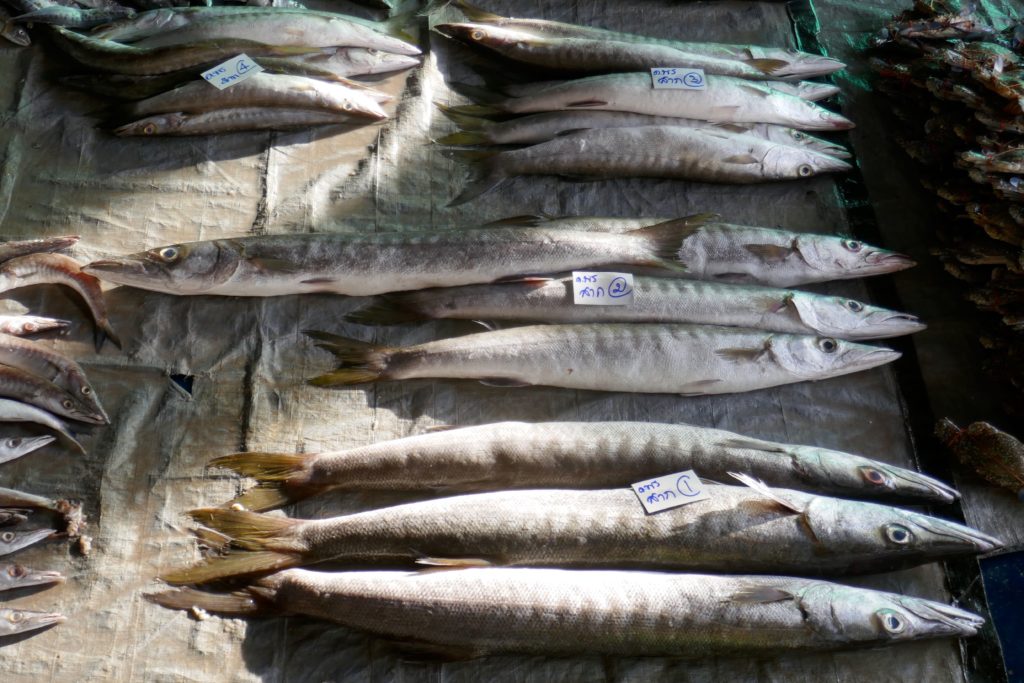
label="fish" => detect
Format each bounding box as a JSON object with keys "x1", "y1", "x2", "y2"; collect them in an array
[
  {"x1": 0, "y1": 486, "x2": 86, "y2": 538},
  {"x1": 0, "y1": 315, "x2": 69, "y2": 336},
  {"x1": 0, "y1": 252, "x2": 121, "y2": 350},
  {"x1": 164, "y1": 485, "x2": 999, "y2": 584},
  {"x1": 437, "y1": 108, "x2": 852, "y2": 158},
  {"x1": 49, "y1": 26, "x2": 322, "y2": 76},
  {"x1": 0, "y1": 364, "x2": 107, "y2": 425},
  {"x1": 115, "y1": 108, "x2": 380, "y2": 136},
  {"x1": 280, "y1": 47, "x2": 420, "y2": 78},
  {"x1": 0, "y1": 435, "x2": 55, "y2": 466},
  {"x1": 0, "y1": 564, "x2": 64, "y2": 593},
  {"x1": 147, "y1": 568, "x2": 983, "y2": 657},
  {"x1": 0, "y1": 528, "x2": 56, "y2": 558},
  {"x1": 937, "y1": 419, "x2": 1024, "y2": 499},
  {"x1": 95, "y1": 6, "x2": 420, "y2": 55},
  {"x1": 443, "y1": 1, "x2": 845, "y2": 80},
  {"x1": 212, "y1": 420, "x2": 958, "y2": 511},
  {"x1": 346, "y1": 276, "x2": 925, "y2": 340},
  {"x1": 448, "y1": 72, "x2": 854, "y2": 131},
  {"x1": 0, "y1": 398, "x2": 84, "y2": 454},
  {"x1": 82, "y1": 222, "x2": 691, "y2": 297},
  {"x1": 12, "y1": 5, "x2": 135, "y2": 28},
  {"x1": 0, "y1": 607, "x2": 65, "y2": 637},
  {"x1": 509, "y1": 214, "x2": 913, "y2": 287},
  {"x1": 0, "y1": 334, "x2": 107, "y2": 422},
  {"x1": 305, "y1": 323, "x2": 900, "y2": 395},
  {"x1": 0, "y1": 235, "x2": 79, "y2": 264},
  {"x1": 122, "y1": 73, "x2": 390, "y2": 121},
  {"x1": 447, "y1": 127, "x2": 851, "y2": 204}
]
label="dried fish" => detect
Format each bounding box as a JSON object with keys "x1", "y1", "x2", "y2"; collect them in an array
[
  {"x1": 115, "y1": 108, "x2": 378, "y2": 136},
  {"x1": 937, "y1": 418, "x2": 1024, "y2": 498},
  {"x1": 0, "y1": 315, "x2": 69, "y2": 336}
]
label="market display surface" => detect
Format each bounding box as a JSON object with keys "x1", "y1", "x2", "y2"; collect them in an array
[{"x1": 0, "y1": 0, "x2": 1017, "y2": 680}]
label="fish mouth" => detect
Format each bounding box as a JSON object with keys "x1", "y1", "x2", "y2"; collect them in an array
[
  {"x1": 817, "y1": 156, "x2": 854, "y2": 174},
  {"x1": 886, "y1": 468, "x2": 960, "y2": 504},
  {"x1": 847, "y1": 345, "x2": 901, "y2": 372},
  {"x1": 776, "y1": 57, "x2": 846, "y2": 80},
  {"x1": 915, "y1": 516, "x2": 1005, "y2": 554},
  {"x1": 4, "y1": 529, "x2": 56, "y2": 555},
  {"x1": 815, "y1": 144, "x2": 852, "y2": 159},
  {"x1": 374, "y1": 54, "x2": 422, "y2": 74},
  {"x1": 11, "y1": 568, "x2": 66, "y2": 590},
  {"x1": 816, "y1": 110, "x2": 856, "y2": 131},
  {"x1": 864, "y1": 250, "x2": 916, "y2": 270},
  {"x1": 13, "y1": 435, "x2": 56, "y2": 456},
  {"x1": 901, "y1": 600, "x2": 985, "y2": 637},
  {"x1": 11, "y1": 610, "x2": 67, "y2": 635},
  {"x1": 861, "y1": 312, "x2": 927, "y2": 338},
  {"x1": 83, "y1": 258, "x2": 145, "y2": 278}
]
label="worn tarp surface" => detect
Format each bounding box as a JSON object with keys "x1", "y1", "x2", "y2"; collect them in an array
[{"x1": 0, "y1": 0, "x2": 994, "y2": 680}]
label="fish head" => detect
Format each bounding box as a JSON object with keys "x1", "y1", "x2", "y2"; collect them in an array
[
  {"x1": 3, "y1": 25, "x2": 31, "y2": 47},
  {"x1": 770, "y1": 128, "x2": 851, "y2": 159},
  {"x1": 762, "y1": 145, "x2": 851, "y2": 180},
  {"x1": 769, "y1": 50, "x2": 846, "y2": 79},
  {"x1": 772, "y1": 335, "x2": 900, "y2": 380},
  {"x1": 0, "y1": 528, "x2": 54, "y2": 556},
  {"x1": 801, "y1": 496, "x2": 1001, "y2": 569},
  {"x1": 434, "y1": 22, "x2": 531, "y2": 49},
  {"x1": 54, "y1": 390, "x2": 109, "y2": 426},
  {"x1": 789, "y1": 81, "x2": 841, "y2": 101},
  {"x1": 792, "y1": 445, "x2": 959, "y2": 503},
  {"x1": 803, "y1": 101, "x2": 855, "y2": 131},
  {"x1": 797, "y1": 582, "x2": 983, "y2": 645},
  {"x1": 0, "y1": 564, "x2": 65, "y2": 591},
  {"x1": 792, "y1": 235, "x2": 916, "y2": 278},
  {"x1": 786, "y1": 293, "x2": 925, "y2": 339},
  {"x1": 0, "y1": 435, "x2": 56, "y2": 458},
  {"x1": 84, "y1": 240, "x2": 242, "y2": 295},
  {"x1": 0, "y1": 608, "x2": 66, "y2": 637},
  {"x1": 64, "y1": 377, "x2": 109, "y2": 425},
  {"x1": 337, "y1": 48, "x2": 420, "y2": 75},
  {"x1": 113, "y1": 113, "x2": 187, "y2": 137}
]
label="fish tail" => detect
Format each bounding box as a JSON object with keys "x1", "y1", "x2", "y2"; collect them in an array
[
  {"x1": 444, "y1": 149, "x2": 505, "y2": 206},
  {"x1": 187, "y1": 507, "x2": 301, "y2": 552},
  {"x1": 443, "y1": 102, "x2": 502, "y2": 118},
  {"x1": 145, "y1": 586, "x2": 275, "y2": 616},
  {"x1": 159, "y1": 550, "x2": 299, "y2": 585},
  {"x1": 436, "y1": 104, "x2": 489, "y2": 128},
  {"x1": 209, "y1": 452, "x2": 311, "y2": 511},
  {"x1": 345, "y1": 295, "x2": 429, "y2": 325},
  {"x1": 304, "y1": 330, "x2": 395, "y2": 386},
  {"x1": 629, "y1": 216, "x2": 722, "y2": 271},
  {"x1": 231, "y1": 484, "x2": 295, "y2": 513},
  {"x1": 437, "y1": 130, "x2": 488, "y2": 146},
  {"x1": 94, "y1": 320, "x2": 122, "y2": 351}
]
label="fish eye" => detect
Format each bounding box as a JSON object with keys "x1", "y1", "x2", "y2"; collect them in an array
[
  {"x1": 817, "y1": 338, "x2": 838, "y2": 353},
  {"x1": 23, "y1": 323, "x2": 38, "y2": 332},
  {"x1": 1, "y1": 532, "x2": 13, "y2": 543},
  {"x1": 157, "y1": 246, "x2": 180, "y2": 262},
  {"x1": 791, "y1": 131, "x2": 806, "y2": 141},
  {"x1": 842, "y1": 239, "x2": 862, "y2": 252},
  {"x1": 885, "y1": 523, "x2": 913, "y2": 545},
  {"x1": 8, "y1": 565, "x2": 24, "y2": 577},
  {"x1": 470, "y1": 29, "x2": 485, "y2": 40},
  {"x1": 845, "y1": 300, "x2": 864, "y2": 312},
  {"x1": 860, "y1": 466, "x2": 891, "y2": 487},
  {"x1": 81, "y1": 386, "x2": 92, "y2": 395},
  {"x1": 877, "y1": 609, "x2": 907, "y2": 634},
  {"x1": 343, "y1": 102, "x2": 353, "y2": 111},
  {"x1": 62, "y1": 399, "x2": 74, "y2": 410},
  {"x1": 143, "y1": 123, "x2": 157, "y2": 135},
  {"x1": 8, "y1": 611, "x2": 23, "y2": 623},
  {"x1": 5, "y1": 438, "x2": 21, "y2": 447},
  {"x1": 367, "y1": 48, "x2": 378, "y2": 55},
  {"x1": 798, "y1": 164, "x2": 813, "y2": 177}
]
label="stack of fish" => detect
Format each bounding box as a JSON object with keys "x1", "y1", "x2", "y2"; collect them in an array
[
  {"x1": 869, "y1": 0, "x2": 1024, "y2": 416},
  {"x1": 0, "y1": 1, "x2": 422, "y2": 136},
  {"x1": 429, "y1": 1, "x2": 856, "y2": 204},
  {"x1": 145, "y1": 421, "x2": 996, "y2": 658},
  {"x1": 82, "y1": 213, "x2": 919, "y2": 396}
]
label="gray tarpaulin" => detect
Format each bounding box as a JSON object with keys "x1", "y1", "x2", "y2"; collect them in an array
[{"x1": 0, "y1": 0, "x2": 999, "y2": 680}]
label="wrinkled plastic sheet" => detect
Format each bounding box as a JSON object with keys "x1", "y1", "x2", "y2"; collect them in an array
[{"x1": 0, "y1": 0, "x2": 981, "y2": 680}]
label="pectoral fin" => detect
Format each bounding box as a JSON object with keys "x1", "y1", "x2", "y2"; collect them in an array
[
  {"x1": 743, "y1": 243, "x2": 795, "y2": 261},
  {"x1": 566, "y1": 99, "x2": 608, "y2": 108},
  {"x1": 730, "y1": 585, "x2": 797, "y2": 604},
  {"x1": 723, "y1": 154, "x2": 760, "y2": 165},
  {"x1": 415, "y1": 557, "x2": 494, "y2": 568}
]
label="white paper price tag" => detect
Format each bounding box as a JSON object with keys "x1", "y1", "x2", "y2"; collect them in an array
[
  {"x1": 650, "y1": 67, "x2": 706, "y2": 90},
  {"x1": 631, "y1": 470, "x2": 710, "y2": 514},
  {"x1": 571, "y1": 271, "x2": 634, "y2": 305},
  {"x1": 202, "y1": 54, "x2": 264, "y2": 90}
]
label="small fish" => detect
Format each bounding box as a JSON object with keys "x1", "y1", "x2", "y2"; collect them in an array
[
  {"x1": 937, "y1": 419, "x2": 1024, "y2": 499},
  {"x1": 0, "y1": 563, "x2": 64, "y2": 592},
  {"x1": 211, "y1": 421, "x2": 958, "y2": 511},
  {"x1": 0, "y1": 315, "x2": 70, "y2": 336},
  {"x1": 164, "y1": 485, "x2": 999, "y2": 584},
  {"x1": 0, "y1": 398, "x2": 84, "y2": 454},
  {"x1": 0, "y1": 6, "x2": 30, "y2": 46},
  {"x1": 0, "y1": 434, "x2": 55, "y2": 466},
  {"x1": 0, "y1": 528, "x2": 55, "y2": 558},
  {"x1": 0, "y1": 607, "x2": 65, "y2": 637},
  {"x1": 12, "y1": 5, "x2": 135, "y2": 28},
  {"x1": 0, "y1": 333, "x2": 107, "y2": 422},
  {"x1": 0, "y1": 252, "x2": 120, "y2": 351},
  {"x1": 0, "y1": 235, "x2": 78, "y2": 264},
  {"x1": 305, "y1": 324, "x2": 900, "y2": 395},
  {"x1": 115, "y1": 107, "x2": 379, "y2": 136},
  {"x1": 147, "y1": 568, "x2": 984, "y2": 657},
  {"x1": 0, "y1": 364, "x2": 106, "y2": 425}
]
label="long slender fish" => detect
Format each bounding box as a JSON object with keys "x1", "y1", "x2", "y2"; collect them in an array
[
  {"x1": 0, "y1": 528, "x2": 56, "y2": 558},
  {"x1": 501, "y1": 214, "x2": 913, "y2": 287},
  {"x1": 448, "y1": 127, "x2": 851, "y2": 204},
  {"x1": 0, "y1": 564, "x2": 64, "y2": 592},
  {"x1": 0, "y1": 435, "x2": 55, "y2": 466},
  {"x1": 493, "y1": 77, "x2": 839, "y2": 102},
  {"x1": 148, "y1": 568, "x2": 983, "y2": 657},
  {"x1": 0, "y1": 398, "x2": 84, "y2": 453},
  {"x1": 0, "y1": 608, "x2": 65, "y2": 637},
  {"x1": 444, "y1": 0, "x2": 845, "y2": 80},
  {"x1": 0, "y1": 334, "x2": 107, "y2": 421},
  {"x1": 438, "y1": 108, "x2": 852, "y2": 158},
  {"x1": 0, "y1": 365, "x2": 106, "y2": 425},
  {"x1": 12, "y1": 5, "x2": 135, "y2": 28},
  {"x1": 166, "y1": 486, "x2": 999, "y2": 584},
  {"x1": 116, "y1": 108, "x2": 379, "y2": 136},
  {"x1": 305, "y1": 324, "x2": 899, "y2": 395},
  {"x1": 123, "y1": 73, "x2": 390, "y2": 120},
  {"x1": 0, "y1": 253, "x2": 120, "y2": 350},
  {"x1": 281, "y1": 47, "x2": 420, "y2": 78},
  {"x1": 346, "y1": 277, "x2": 925, "y2": 340},
  {"x1": 0, "y1": 236, "x2": 78, "y2": 264},
  {"x1": 95, "y1": 6, "x2": 420, "y2": 55},
  {"x1": 82, "y1": 223, "x2": 691, "y2": 297},
  {"x1": 0, "y1": 315, "x2": 69, "y2": 336},
  {"x1": 450, "y1": 72, "x2": 853, "y2": 131}
]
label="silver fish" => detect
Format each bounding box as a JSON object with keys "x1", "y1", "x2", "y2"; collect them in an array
[
  {"x1": 0, "y1": 607, "x2": 65, "y2": 637},
  {"x1": 306, "y1": 323, "x2": 900, "y2": 395},
  {"x1": 281, "y1": 46, "x2": 420, "y2": 78},
  {"x1": 166, "y1": 485, "x2": 999, "y2": 584},
  {"x1": 211, "y1": 420, "x2": 958, "y2": 511},
  {"x1": 0, "y1": 315, "x2": 70, "y2": 336},
  {"x1": 450, "y1": 72, "x2": 854, "y2": 131},
  {"x1": 0, "y1": 528, "x2": 55, "y2": 558},
  {"x1": 0, "y1": 434, "x2": 55, "y2": 466},
  {"x1": 0, "y1": 398, "x2": 84, "y2": 453},
  {"x1": 115, "y1": 107, "x2": 380, "y2": 136},
  {"x1": 437, "y1": 108, "x2": 851, "y2": 158},
  {"x1": 0, "y1": 333, "x2": 107, "y2": 422},
  {"x1": 347, "y1": 276, "x2": 925, "y2": 340},
  {"x1": 447, "y1": 127, "x2": 851, "y2": 204},
  {"x1": 0, "y1": 364, "x2": 105, "y2": 425},
  {"x1": 12, "y1": 5, "x2": 135, "y2": 28},
  {"x1": 82, "y1": 223, "x2": 691, "y2": 297},
  {"x1": 148, "y1": 568, "x2": 983, "y2": 657},
  {"x1": 0, "y1": 563, "x2": 64, "y2": 592}
]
